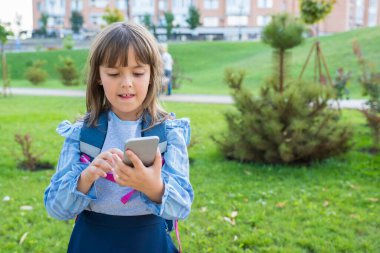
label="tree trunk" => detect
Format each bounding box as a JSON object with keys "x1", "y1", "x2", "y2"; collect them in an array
[{"x1": 279, "y1": 49, "x2": 285, "y2": 93}]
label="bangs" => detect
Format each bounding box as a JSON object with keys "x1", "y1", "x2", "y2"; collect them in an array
[{"x1": 97, "y1": 25, "x2": 155, "y2": 68}]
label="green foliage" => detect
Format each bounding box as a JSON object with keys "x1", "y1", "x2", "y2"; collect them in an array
[
  {"x1": 142, "y1": 13, "x2": 152, "y2": 29},
  {"x1": 102, "y1": 6, "x2": 125, "y2": 25},
  {"x1": 262, "y1": 13, "x2": 304, "y2": 93},
  {"x1": 0, "y1": 97, "x2": 379, "y2": 252},
  {"x1": 56, "y1": 56, "x2": 79, "y2": 86},
  {"x1": 0, "y1": 22, "x2": 13, "y2": 96},
  {"x1": 25, "y1": 60, "x2": 48, "y2": 85},
  {"x1": 300, "y1": 0, "x2": 336, "y2": 25},
  {"x1": 333, "y1": 68, "x2": 351, "y2": 100},
  {"x1": 63, "y1": 35, "x2": 75, "y2": 50},
  {"x1": 262, "y1": 13, "x2": 305, "y2": 51},
  {"x1": 0, "y1": 23, "x2": 13, "y2": 46},
  {"x1": 218, "y1": 71, "x2": 352, "y2": 164},
  {"x1": 70, "y1": 11, "x2": 84, "y2": 34},
  {"x1": 164, "y1": 12, "x2": 174, "y2": 39},
  {"x1": 172, "y1": 58, "x2": 192, "y2": 89},
  {"x1": 353, "y1": 40, "x2": 380, "y2": 151},
  {"x1": 39, "y1": 13, "x2": 49, "y2": 36},
  {"x1": 186, "y1": 5, "x2": 201, "y2": 30},
  {"x1": 14, "y1": 133, "x2": 51, "y2": 171}
]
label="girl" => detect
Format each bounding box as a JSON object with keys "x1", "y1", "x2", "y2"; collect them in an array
[{"x1": 44, "y1": 22, "x2": 193, "y2": 253}]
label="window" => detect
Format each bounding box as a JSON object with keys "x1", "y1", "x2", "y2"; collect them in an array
[
  {"x1": 368, "y1": 0, "x2": 378, "y2": 27},
  {"x1": 227, "y1": 15, "x2": 248, "y2": 26},
  {"x1": 71, "y1": 0, "x2": 83, "y2": 11},
  {"x1": 257, "y1": 15, "x2": 271, "y2": 26},
  {"x1": 355, "y1": 0, "x2": 364, "y2": 26},
  {"x1": 203, "y1": 17, "x2": 219, "y2": 26},
  {"x1": 173, "y1": 0, "x2": 191, "y2": 10},
  {"x1": 204, "y1": 0, "x2": 218, "y2": 9},
  {"x1": 116, "y1": 0, "x2": 126, "y2": 10},
  {"x1": 91, "y1": 0, "x2": 108, "y2": 8},
  {"x1": 226, "y1": 0, "x2": 250, "y2": 15},
  {"x1": 258, "y1": 0, "x2": 273, "y2": 8},
  {"x1": 159, "y1": 0, "x2": 167, "y2": 10}
]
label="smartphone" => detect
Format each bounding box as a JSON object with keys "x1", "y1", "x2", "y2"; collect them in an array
[{"x1": 123, "y1": 136, "x2": 159, "y2": 167}]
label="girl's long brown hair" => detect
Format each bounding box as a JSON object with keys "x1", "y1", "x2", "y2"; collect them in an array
[{"x1": 85, "y1": 22, "x2": 167, "y2": 128}]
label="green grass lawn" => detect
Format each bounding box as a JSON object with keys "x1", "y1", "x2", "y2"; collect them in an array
[
  {"x1": 0, "y1": 96, "x2": 379, "y2": 252},
  {"x1": 2, "y1": 27, "x2": 380, "y2": 97}
]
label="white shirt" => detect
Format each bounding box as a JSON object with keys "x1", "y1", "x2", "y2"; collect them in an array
[{"x1": 162, "y1": 52, "x2": 173, "y2": 71}]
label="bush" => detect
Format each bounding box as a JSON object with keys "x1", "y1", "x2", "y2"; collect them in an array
[
  {"x1": 172, "y1": 58, "x2": 192, "y2": 89},
  {"x1": 56, "y1": 56, "x2": 79, "y2": 86},
  {"x1": 24, "y1": 60, "x2": 48, "y2": 85},
  {"x1": 333, "y1": 68, "x2": 351, "y2": 100},
  {"x1": 14, "y1": 133, "x2": 52, "y2": 171},
  {"x1": 63, "y1": 35, "x2": 75, "y2": 50},
  {"x1": 217, "y1": 71, "x2": 352, "y2": 164},
  {"x1": 215, "y1": 13, "x2": 352, "y2": 164},
  {"x1": 353, "y1": 41, "x2": 380, "y2": 152}
]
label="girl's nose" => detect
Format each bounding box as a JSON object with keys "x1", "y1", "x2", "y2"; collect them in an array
[{"x1": 121, "y1": 75, "x2": 133, "y2": 88}]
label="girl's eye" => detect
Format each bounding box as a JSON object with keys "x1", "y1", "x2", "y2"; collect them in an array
[
  {"x1": 133, "y1": 72, "x2": 145, "y2": 77},
  {"x1": 108, "y1": 73, "x2": 119, "y2": 77}
]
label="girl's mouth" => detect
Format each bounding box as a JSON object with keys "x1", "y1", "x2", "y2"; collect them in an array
[{"x1": 118, "y1": 94, "x2": 135, "y2": 99}]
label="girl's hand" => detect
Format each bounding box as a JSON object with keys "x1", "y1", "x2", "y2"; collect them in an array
[
  {"x1": 112, "y1": 149, "x2": 164, "y2": 203},
  {"x1": 77, "y1": 148, "x2": 123, "y2": 194}
]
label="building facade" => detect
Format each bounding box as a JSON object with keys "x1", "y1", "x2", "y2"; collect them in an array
[{"x1": 32, "y1": 0, "x2": 380, "y2": 39}]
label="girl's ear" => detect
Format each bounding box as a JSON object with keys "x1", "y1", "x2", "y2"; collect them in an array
[{"x1": 98, "y1": 80, "x2": 103, "y2": 85}]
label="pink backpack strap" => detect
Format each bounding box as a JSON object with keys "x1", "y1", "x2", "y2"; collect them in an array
[{"x1": 174, "y1": 220, "x2": 182, "y2": 253}]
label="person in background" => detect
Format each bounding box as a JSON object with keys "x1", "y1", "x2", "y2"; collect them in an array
[{"x1": 161, "y1": 43, "x2": 174, "y2": 96}]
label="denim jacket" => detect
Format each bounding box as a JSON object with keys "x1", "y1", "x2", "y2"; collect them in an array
[{"x1": 44, "y1": 117, "x2": 193, "y2": 221}]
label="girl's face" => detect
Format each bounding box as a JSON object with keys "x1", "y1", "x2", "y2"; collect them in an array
[{"x1": 99, "y1": 48, "x2": 150, "y2": 121}]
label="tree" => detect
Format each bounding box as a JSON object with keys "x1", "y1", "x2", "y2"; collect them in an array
[
  {"x1": 186, "y1": 5, "x2": 201, "y2": 30},
  {"x1": 215, "y1": 13, "x2": 352, "y2": 164},
  {"x1": 164, "y1": 12, "x2": 174, "y2": 40},
  {"x1": 262, "y1": 14, "x2": 304, "y2": 93},
  {"x1": 70, "y1": 11, "x2": 84, "y2": 34},
  {"x1": 0, "y1": 22, "x2": 13, "y2": 96},
  {"x1": 298, "y1": 0, "x2": 336, "y2": 85},
  {"x1": 39, "y1": 13, "x2": 48, "y2": 37},
  {"x1": 102, "y1": 6, "x2": 125, "y2": 25},
  {"x1": 300, "y1": 0, "x2": 336, "y2": 26}
]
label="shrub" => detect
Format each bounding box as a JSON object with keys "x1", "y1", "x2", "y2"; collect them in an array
[
  {"x1": 215, "y1": 14, "x2": 352, "y2": 164},
  {"x1": 172, "y1": 59, "x2": 192, "y2": 89},
  {"x1": 353, "y1": 41, "x2": 380, "y2": 152},
  {"x1": 14, "y1": 133, "x2": 52, "y2": 171},
  {"x1": 63, "y1": 35, "x2": 74, "y2": 50},
  {"x1": 217, "y1": 71, "x2": 352, "y2": 164},
  {"x1": 56, "y1": 56, "x2": 79, "y2": 86},
  {"x1": 333, "y1": 68, "x2": 351, "y2": 100},
  {"x1": 24, "y1": 60, "x2": 48, "y2": 85}
]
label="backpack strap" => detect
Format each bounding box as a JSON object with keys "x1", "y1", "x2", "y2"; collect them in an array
[
  {"x1": 79, "y1": 112, "x2": 108, "y2": 162},
  {"x1": 141, "y1": 114, "x2": 167, "y2": 153}
]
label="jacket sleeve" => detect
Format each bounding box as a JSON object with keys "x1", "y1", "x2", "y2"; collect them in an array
[
  {"x1": 141, "y1": 118, "x2": 194, "y2": 220},
  {"x1": 44, "y1": 120, "x2": 97, "y2": 220}
]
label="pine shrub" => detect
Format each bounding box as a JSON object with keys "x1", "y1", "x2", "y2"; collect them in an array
[
  {"x1": 24, "y1": 60, "x2": 48, "y2": 85},
  {"x1": 216, "y1": 13, "x2": 352, "y2": 164},
  {"x1": 217, "y1": 71, "x2": 352, "y2": 164},
  {"x1": 56, "y1": 56, "x2": 79, "y2": 86}
]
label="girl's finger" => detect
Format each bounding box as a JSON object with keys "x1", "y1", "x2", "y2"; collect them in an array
[
  {"x1": 152, "y1": 149, "x2": 162, "y2": 169},
  {"x1": 108, "y1": 148, "x2": 124, "y2": 159},
  {"x1": 125, "y1": 150, "x2": 144, "y2": 169}
]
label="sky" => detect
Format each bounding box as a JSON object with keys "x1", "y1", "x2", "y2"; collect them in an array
[{"x1": 0, "y1": 0, "x2": 33, "y2": 32}]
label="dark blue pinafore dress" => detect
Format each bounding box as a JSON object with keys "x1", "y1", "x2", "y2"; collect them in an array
[{"x1": 67, "y1": 210, "x2": 179, "y2": 253}]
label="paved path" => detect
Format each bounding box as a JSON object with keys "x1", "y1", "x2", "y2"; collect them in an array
[{"x1": 9, "y1": 87, "x2": 367, "y2": 109}]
